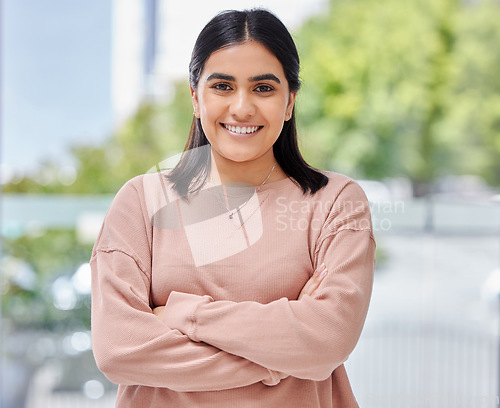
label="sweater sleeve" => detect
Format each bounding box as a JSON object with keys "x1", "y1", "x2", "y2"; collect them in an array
[
  {"x1": 162, "y1": 181, "x2": 375, "y2": 381},
  {"x1": 91, "y1": 178, "x2": 286, "y2": 391}
]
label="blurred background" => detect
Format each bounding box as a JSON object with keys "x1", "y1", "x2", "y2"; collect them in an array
[{"x1": 1, "y1": 0, "x2": 500, "y2": 407}]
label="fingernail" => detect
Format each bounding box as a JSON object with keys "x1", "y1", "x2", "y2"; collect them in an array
[
  {"x1": 316, "y1": 263, "x2": 326, "y2": 274},
  {"x1": 319, "y1": 267, "x2": 328, "y2": 280}
]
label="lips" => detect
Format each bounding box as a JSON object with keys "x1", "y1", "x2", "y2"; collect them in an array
[{"x1": 222, "y1": 123, "x2": 263, "y2": 135}]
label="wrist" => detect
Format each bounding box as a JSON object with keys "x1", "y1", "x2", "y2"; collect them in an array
[{"x1": 163, "y1": 291, "x2": 213, "y2": 340}]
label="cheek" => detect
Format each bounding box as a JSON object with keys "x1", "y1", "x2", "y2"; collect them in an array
[
  {"x1": 265, "y1": 96, "x2": 289, "y2": 114},
  {"x1": 263, "y1": 104, "x2": 288, "y2": 124},
  {"x1": 199, "y1": 96, "x2": 223, "y2": 120}
]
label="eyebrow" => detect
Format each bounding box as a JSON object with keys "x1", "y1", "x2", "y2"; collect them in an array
[
  {"x1": 206, "y1": 73, "x2": 281, "y2": 84},
  {"x1": 206, "y1": 73, "x2": 235, "y2": 82}
]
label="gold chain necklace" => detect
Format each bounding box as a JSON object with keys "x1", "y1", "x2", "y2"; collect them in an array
[{"x1": 209, "y1": 161, "x2": 277, "y2": 219}]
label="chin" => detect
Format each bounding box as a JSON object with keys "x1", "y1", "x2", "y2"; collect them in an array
[
  {"x1": 224, "y1": 156, "x2": 256, "y2": 164},
  {"x1": 218, "y1": 150, "x2": 259, "y2": 164}
]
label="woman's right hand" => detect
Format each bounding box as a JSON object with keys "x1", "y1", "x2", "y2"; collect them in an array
[{"x1": 298, "y1": 263, "x2": 328, "y2": 300}]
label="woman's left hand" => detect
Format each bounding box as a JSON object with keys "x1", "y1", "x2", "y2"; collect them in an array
[{"x1": 298, "y1": 263, "x2": 328, "y2": 300}]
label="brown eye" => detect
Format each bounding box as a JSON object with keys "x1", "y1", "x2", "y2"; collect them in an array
[
  {"x1": 254, "y1": 84, "x2": 274, "y2": 93},
  {"x1": 212, "y1": 83, "x2": 232, "y2": 91}
]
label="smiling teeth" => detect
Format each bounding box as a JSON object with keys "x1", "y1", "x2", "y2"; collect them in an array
[{"x1": 224, "y1": 124, "x2": 260, "y2": 134}]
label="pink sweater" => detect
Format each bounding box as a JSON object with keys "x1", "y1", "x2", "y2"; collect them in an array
[{"x1": 91, "y1": 170, "x2": 375, "y2": 407}]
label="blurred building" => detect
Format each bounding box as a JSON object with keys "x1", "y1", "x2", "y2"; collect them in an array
[
  {"x1": 111, "y1": 0, "x2": 327, "y2": 125},
  {"x1": 112, "y1": 0, "x2": 156, "y2": 125}
]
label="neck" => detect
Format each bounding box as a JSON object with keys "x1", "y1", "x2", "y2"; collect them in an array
[{"x1": 210, "y1": 153, "x2": 285, "y2": 187}]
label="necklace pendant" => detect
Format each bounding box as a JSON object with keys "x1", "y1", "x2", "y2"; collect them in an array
[{"x1": 229, "y1": 213, "x2": 233, "y2": 219}]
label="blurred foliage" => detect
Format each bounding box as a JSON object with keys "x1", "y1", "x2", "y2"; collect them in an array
[
  {"x1": 1, "y1": 83, "x2": 192, "y2": 331},
  {"x1": 69, "y1": 82, "x2": 192, "y2": 194},
  {"x1": 2, "y1": 230, "x2": 93, "y2": 330},
  {"x1": 3, "y1": 81, "x2": 192, "y2": 194},
  {"x1": 4, "y1": 0, "x2": 499, "y2": 196},
  {"x1": 295, "y1": 0, "x2": 500, "y2": 194}
]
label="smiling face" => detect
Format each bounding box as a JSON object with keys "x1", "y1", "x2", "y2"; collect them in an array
[{"x1": 191, "y1": 41, "x2": 296, "y2": 178}]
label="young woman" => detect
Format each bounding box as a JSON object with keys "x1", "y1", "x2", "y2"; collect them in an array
[{"x1": 91, "y1": 9, "x2": 375, "y2": 408}]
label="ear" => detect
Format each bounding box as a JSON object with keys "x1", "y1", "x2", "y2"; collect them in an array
[
  {"x1": 285, "y1": 92, "x2": 297, "y2": 121},
  {"x1": 190, "y1": 86, "x2": 200, "y2": 118}
]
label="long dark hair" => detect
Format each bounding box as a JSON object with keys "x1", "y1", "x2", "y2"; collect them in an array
[{"x1": 166, "y1": 8, "x2": 328, "y2": 197}]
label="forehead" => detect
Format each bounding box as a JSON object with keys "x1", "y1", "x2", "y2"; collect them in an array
[{"x1": 201, "y1": 41, "x2": 286, "y2": 80}]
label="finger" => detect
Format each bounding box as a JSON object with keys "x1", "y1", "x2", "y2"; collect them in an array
[
  {"x1": 317, "y1": 263, "x2": 328, "y2": 281},
  {"x1": 298, "y1": 280, "x2": 316, "y2": 299},
  {"x1": 315, "y1": 263, "x2": 327, "y2": 277},
  {"x1": 299, "y1": 264, "x2": 328, "y2": 299},
  {"x1": 301, "y1": 265, "x2": 324, "y2": 293},
  {"x1": 306, "y1": 272, "x2": 324, "y2": 294}
]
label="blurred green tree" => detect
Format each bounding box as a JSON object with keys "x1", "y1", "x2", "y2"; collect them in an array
[
  {"x1": 5, "y1": 1, "x2": 499, "y2": 196},
  {"x1": 70, "y1": 82, "x2": 192, "y2": 194},
  {"x1": 2, "y1": 230, "x2": 93, "y2": 329},
  {"x1": 1, "y1": 83, "x2": 192, "y2": 332},
  {"x1": 3, "y1": 81, "x2": 192, "y2": 194},
  {"x1": 295, "y1": 0, "x2": 500, "y2": 195}
]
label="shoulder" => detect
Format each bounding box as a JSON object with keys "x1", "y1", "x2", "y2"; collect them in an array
[
  {"x1": 314, "y1": 171, "x2": 373, "y2": 236},
  {"x1": 278, "y1": 170, "x2": 369, "y2": 211},
  {"x1": 92, "y1": 174, "x2": 157, "y2": 260},
  {"x1": 320, "y1": 170, "x2": 354, "y2": 187},
  {"x1": 315, "y1": 170, "x2": 369, "y2": 204},
  {"x1": 101, "y1": 172, "x2": 178, "y2": 234},
  {"x1": 114, "y1": 171, "x2": 181, "y2": 204},
  {"x1": 117, "y1": 172, "x2": 170, "y2": 194}
]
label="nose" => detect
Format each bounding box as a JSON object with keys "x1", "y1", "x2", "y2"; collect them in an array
[{"x1": 229, "y1": 90, "x2": 256, "y2": 119}]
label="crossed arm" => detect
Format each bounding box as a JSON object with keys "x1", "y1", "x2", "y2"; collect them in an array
[
  {"x1": 91, "y1": 177, "x2": 374, "y2": 391},
  {"x1": 151, "y1": 230, "x2": 374, "y2": 381},
  {"x1": 152, "y1": 263, "x2": 328, "y2": 320},
  {"x1": 91, "y1": 248, "x2": 328, "y2": 391}
]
